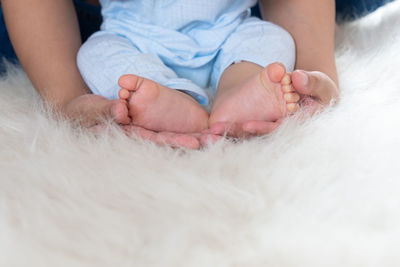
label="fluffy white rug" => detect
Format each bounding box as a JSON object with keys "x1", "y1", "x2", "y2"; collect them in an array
[{"x1": 1, "y1": 2, "x2": 400, "y2": 266}]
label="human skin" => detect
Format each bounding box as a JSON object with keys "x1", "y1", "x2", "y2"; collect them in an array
[
  {"x1": 2, "y1": 0, "x2": 89, "y2": 109},
  {"x1": 261, "y1": 0, "x2": 338, "y2": 85},
  {"x1": 2, "y1": 0, "x2": 203, "y2": 149},
  {"x1": 247, "y1": 0, "x2": 340, "y2": 134},
  {"x1": 2, "y1": 0, "x2": 340, "y2": 146},
  {"x1": 1, "y1": 0, "x2": 199, "y2": 148},
  {"x1": 207, "y1": 62, "x2": 299, "y2": 136},
  {"x1": 117, "y1": 62, "x2": 299, "y2": 140},
  {"x1": 204, "y1": 0, "x2": 340, "y2": 137},
  {"x1": 1, "y1": 0, "x2": 127, "y2": 128},
  {"x1": 115, "y1": 0, "x2": 341, "y2": 139}
]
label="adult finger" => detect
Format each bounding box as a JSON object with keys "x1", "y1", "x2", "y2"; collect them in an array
[
  {"x1": 123, "y1": 125, "x2": 200, "y2": 149},
  {"x1": 199, "y1": 133, "x2": 224, "y2": 146},
  {"x1": 292, "y1": 70, "x2": 339, "y2": 106},
  {"x1": 207, "y1": 122, "x2": 249, "y2": 137}
]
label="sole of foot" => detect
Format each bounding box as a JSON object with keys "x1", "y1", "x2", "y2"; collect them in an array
[
  {"x1": 118, "y1": 74, "x2": 209, "y2": 134},
  {"x1": 208, "y1": 62, "x2": 300, "y2": 133}
]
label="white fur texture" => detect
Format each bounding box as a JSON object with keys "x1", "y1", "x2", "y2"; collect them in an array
[{"x1": 1, "y1": 2, "x2": 400, "y2": 266}]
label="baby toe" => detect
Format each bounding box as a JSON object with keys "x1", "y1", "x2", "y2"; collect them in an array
[
  {"x1": 118, "y1": 88, "x2": 131, "y2": 100},
  {"x1": 282, "y1": 84, "x2": 295, "y2": 93},
  {"x1": 281, "y1": 73, "x2": 291, "y2": 85},
  {"x1": 284, "y1": 92, "x2": 300, "y2": 103},
  {"x1": 265, "y1": 62, "x2": 286, "y2": 83},
  {"x1": 286, "y1": 103, "x2": 300, "y2": 114}
]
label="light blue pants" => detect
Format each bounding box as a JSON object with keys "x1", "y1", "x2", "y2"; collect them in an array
[{"x1": 77, "y1": 5, "x2": 295, "y2": 106}]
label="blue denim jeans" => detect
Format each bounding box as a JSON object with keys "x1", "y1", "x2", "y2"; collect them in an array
[{"x1": 0, "y1": 0, "x2": 393, "y2": 73}]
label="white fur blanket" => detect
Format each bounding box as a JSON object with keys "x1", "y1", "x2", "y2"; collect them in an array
[{"x1": 1, "y1": 2, "x2": 400, "y2": 266}]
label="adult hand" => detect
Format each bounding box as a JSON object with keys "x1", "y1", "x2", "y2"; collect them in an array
[
  {"x1": 64, "y1": 94, "x2": 203, "y2": 149},
  {"x1": 291, "y1": 69, "x2": 339, "y2": 114},
  {"x1": 204, "y1": 120, "x2": 282, "y2": 138},
  {"x1": 122, "y1": 124, "x2": 203, "y2": 150},
  {"x1": 240, "y1": 70, "x2": 340, "y2": 136},
  {"x1": 62, "y1": 94, "x2": 131, "y2": 127}
]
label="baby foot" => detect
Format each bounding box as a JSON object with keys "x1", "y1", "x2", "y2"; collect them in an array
[
  {"x1": 118, "y1": 74, "x2": 209, "y2": 134},
  {"x1": 209, "y1": 62, "x2": 300, "y2": 132}
]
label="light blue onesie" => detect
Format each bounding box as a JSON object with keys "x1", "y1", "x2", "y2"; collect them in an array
[{"x1": 77, "y1": 0, "x2": 295, "y2": 106}]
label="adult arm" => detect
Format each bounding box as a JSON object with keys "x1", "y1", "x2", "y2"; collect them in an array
[
  {"x1": 2, "y1": 0, "x2": 89, "y2": 108},
  {"x1": 259, "y1": 0, "x2": 339, "y2": 109},
  {"x1": 3, "y1": 0, "x2": 134, "y2": 129},
  {"x1": 260, "y1": 0, "x2": 338, "y2": 86},
  {"x1": 2, "y1": 0, "x2": 204, "y2": 149}
]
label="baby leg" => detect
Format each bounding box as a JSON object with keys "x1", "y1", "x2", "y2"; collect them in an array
[
  {"x1": 77, "y1": 32, "x2": 209, "y2": 133},
  {"x1": 209, "y1": 17, "x2": 299, "y2": 135}
]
